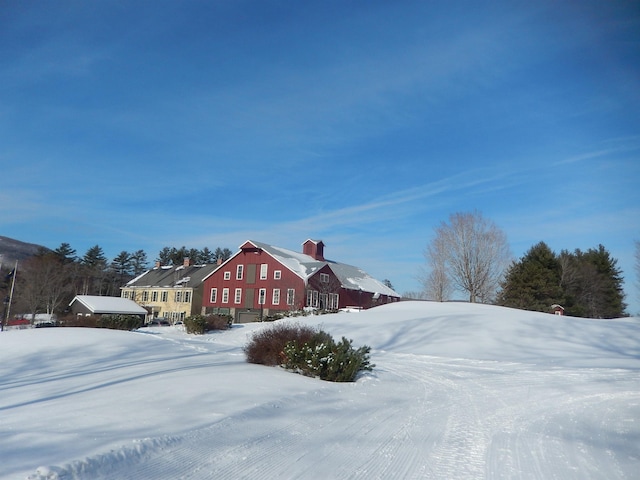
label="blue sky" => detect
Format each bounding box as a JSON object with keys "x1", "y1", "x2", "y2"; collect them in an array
[{"x1": 1, "y1": 1, "x2": 639, "y2": 312}]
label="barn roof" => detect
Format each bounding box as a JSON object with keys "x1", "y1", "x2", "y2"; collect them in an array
[{"x1": 241, "y1": 240, "x2": 399, "y2": 298}]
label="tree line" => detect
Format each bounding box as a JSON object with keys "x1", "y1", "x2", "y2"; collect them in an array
[
  {"x1": 419, "y1": 211, "x2": 629, "y2": 318},
  {"x1": 1, "y1": 243, "x2": 232, "y2": 322}
]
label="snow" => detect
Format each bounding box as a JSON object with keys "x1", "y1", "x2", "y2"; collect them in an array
[{"x1": 1, "y1": 301, "x2": 638, "y2": 479}]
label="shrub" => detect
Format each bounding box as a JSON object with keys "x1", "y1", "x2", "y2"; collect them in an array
[
  {"x1": 283, "y1": 333, "x2": 373, "y2": 382},
  {"x1": 206, "y1": 314, "x2": 232, "y2": 331},
  {"x1": 184, "y1": 315, "x2": 207, "y2": 334},
  {"x1": 184, "y1": 314, "x2": 232, "y2": 334},
  {"x1": 96, "y1": 314, "x2": 144, "y2": 331},
  {"x1": 244, "y1": 323, "x2": 374, "y2": 382},
  {"x1": 243, "y1": 323, "x2": 316, "y2": 366}
]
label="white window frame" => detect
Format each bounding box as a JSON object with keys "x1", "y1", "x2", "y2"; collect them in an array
[
  {"x1": 210, "y1": 288, "x2": 217, "y2": 303},
  {"x1": 287, "y1": 288, "x2": 295, "y2": 306},
  {"x1": 306, "y1": 290, "x2": 319, "y2": 308},
  {"x1": 175, "y1": 291, "x2": 183, "y2": 302},
  {"x1": 272, "y1": 288, "x2": 280, "y2": 305},
  {"x1": 184, "y1": 291, "x2": 191, "y2": 303},
  {"x1": 274, "y1": 270, "x2": 281, "y2": 280},
  {"x1": 258, "y1": 288, "x2": 267, "y2": 305},
  {"x1": 236, "y1": 264, "x2": 244, "y2": 280},
  {"x1": 320, "y1": 273, "x2": 330, "y2": 283},
  {"x1": 161, "y1": 291, "x2": 168, "y2": 302},
  {"x1": 234, "y1": 288, "x2": 242, "y2": 304},
  {"x1": 329, "y1": 293, "x2": 339, "y2": 310},
  {"x1": 260, "y1": 264, "x2": 268, "y2": 280},
  {"x1": 151, "y1": 291, "x2": 158, "y2": 302},
  {"x1": 224, "y1": 271, "x2": 231, "y2": 280},
  {"x1": 222, "y1": 288, "x2": 229, "y2": 303}
]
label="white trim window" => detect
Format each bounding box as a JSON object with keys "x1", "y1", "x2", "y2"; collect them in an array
[
  {"x1": 320, "y1": 273, "x2": 330, "y2": 283},
  {"x1": 151, "y1": 291, "x2": 158, "y2": 302},
  {"x1": 161, "y1": 291, "x2": 168, "y2": 302},
  {"x1": 234, "y1": 288, "x2": 242, "y2": 304},
  {"x1": 274, "y1": 270, "x2": 281, "y2": 280},
  {"x1": 236, "y1": 265, "x2": 244, "y2": 280},
  {"x1": 287, "y1": 288, "x2": 295, "y2": 306},
  {"x1": 175, "y1": 291, "x2": 183, "y2": 302},
  {"x1": 210, "y1": 288, "x2": 217, "y2": 303},
  {"x1": 222, "y1": 288, "x2": 229, "y2": 303},
  {"x1": 224, "y1": 271, "x2": 231, "y2": 280},
  {"x1": 258, "y1": 288, "x2": 267, "y2": 305},
  {"x1": 306, "y1": 290, "x2": 319, "y2": 308},
  {"x1": 260, "y1": 264, "x2": 268, "y2": 280},
  {"x1": 328, "y1": 293, "x2": 339, "y2": 310},
  {"x1": 272, "y1": 288, "x2": 280, "y2": 305}
]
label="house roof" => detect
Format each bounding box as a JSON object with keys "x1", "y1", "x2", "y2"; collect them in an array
[
  {"x1": 125, "y1": 263, "x2": 219, "y2": 288},
  {"x1": 242, "y1": 240, "x2": 399, "y2": 297},
  {"x1": 70, "y1": 295, "x2": 148, "y2": 315}
]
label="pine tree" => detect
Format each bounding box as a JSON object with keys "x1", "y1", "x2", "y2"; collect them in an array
[
  {"x1": 497, "y1": 242, "x2": 564, "y2": 312},
  {"x1": 561, "y1": 245, "x2": 626, "y2": 318}
]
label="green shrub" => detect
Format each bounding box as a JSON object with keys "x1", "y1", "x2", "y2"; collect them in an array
[
  {"x1": 283, "y1": 332, "x2": 373, "y2": 382},
  {"x1": 244, "y1": 323, "x2": 374, "y2": 382},
  {"x1": 96, "y1": 314, "x2": 144, "y2": 331},
  {"x1": 184, "y1": 314, "x2": 232, "y2": 334}
]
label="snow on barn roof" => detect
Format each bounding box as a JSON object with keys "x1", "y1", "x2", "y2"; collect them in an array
[
  {"x1": 70, "y1": 295, "x2": 148, "y2": 315},
  {"x1": 246, "y1": 240, "x2": 399, "y2": 297}
]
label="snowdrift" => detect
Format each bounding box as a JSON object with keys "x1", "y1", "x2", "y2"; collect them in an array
[{"x1": 1, "y1": 301, "x2": 638, "y2": 479}]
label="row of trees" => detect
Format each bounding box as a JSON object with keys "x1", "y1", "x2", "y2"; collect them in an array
[
  {"x1": 420, "y1": 211, "x2": 629, "y2": 318},
  {"x1": 1, "y1": 243, "x2": 232, "y2": 322},
  {"x1": 497, "y1": 242, "x2": 626, "y2": 318}
]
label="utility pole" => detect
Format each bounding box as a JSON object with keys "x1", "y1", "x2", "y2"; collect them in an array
[{"x1": 2, "y1": 260, "x2": 18, "y2": 332}]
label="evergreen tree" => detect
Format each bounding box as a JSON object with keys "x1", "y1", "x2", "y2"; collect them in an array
[
  {"x1": 561, "y1": 245, "x2": 626, "y2": 318},
  {"x1": 54, "y1": 243, "x2": 77, "y2": 264},
  {"x1": 497, "y1": 242, "x2": 564, "y2": 312},
  {"x1": 81, "y1": 245, "x2": 108, "y2": 295},
  {"x1": 130, "y1": 250, "x2": 148, "y2": 276}
]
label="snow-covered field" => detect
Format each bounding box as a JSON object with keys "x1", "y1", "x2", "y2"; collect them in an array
[{"x1": 1, "y1": 301, "x2": 639, "y2": 479}]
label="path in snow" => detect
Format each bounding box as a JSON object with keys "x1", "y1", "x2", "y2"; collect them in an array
[{"x1": 27, "y1": 342, "x2": 639, "y2": 480}]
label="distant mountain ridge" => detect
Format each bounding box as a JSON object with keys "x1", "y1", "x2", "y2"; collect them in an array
[{"x1": 0, "y1": 236, "x2": 49, "y2": 267}]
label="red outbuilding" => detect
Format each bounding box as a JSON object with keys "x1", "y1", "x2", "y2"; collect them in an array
[{"x1": 201, "y1": 239, "x2": 400, "y2": 323}]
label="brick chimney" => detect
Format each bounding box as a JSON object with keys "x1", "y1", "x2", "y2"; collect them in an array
[
  {"x1": 303, "y1": 239, "x2": 325, "y2": 261},
  {"x1": 183, "y1": 257, "x2": 191, "y2": 267},
  {"x1": 155, "y1": 261, "x2": 162, "y2": 268}
]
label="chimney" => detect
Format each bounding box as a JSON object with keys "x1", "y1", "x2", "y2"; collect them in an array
[
  {"x1": 303, "y1": 239, "x2": 325, "y2": 261},
  {"x1": 216, "y1": 257, "x2": 223, "y2": 266},
  {"x1": 183, "y1": 257, "x2": 191, "y2": 267},
  {"x1": 155, "y1": 261, "x2": 162, "y2": 268}
]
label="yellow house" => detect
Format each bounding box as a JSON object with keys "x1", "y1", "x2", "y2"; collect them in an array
[{"x1": 121, "y1": 258, "x2": 219, "y2": 323}]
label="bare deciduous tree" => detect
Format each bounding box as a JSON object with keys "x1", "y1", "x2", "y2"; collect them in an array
[
  {"x1": 422, "y1": 233, "x2": 453, "y2": 302},
  {"x1": 424, "y1": 211, "x2": 511, "y2": 303}
]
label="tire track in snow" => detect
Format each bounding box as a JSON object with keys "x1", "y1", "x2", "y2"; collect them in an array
[{"x1": 28, "y1": 353, "x2": 640, "y2": 480}]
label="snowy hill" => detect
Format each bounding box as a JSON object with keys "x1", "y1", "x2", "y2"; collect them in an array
[{"x1": 1, "y1": 301, "x2": 638, "y2": 479}]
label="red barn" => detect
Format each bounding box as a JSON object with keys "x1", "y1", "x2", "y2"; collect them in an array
[{"x1": 201, "y1": 239, "x2": 400, "y2": 323}]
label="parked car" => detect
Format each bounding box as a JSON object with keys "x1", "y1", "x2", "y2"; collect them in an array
[{"x1": 148, "y1": 319, "x2": 170, "y2": 326}]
